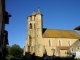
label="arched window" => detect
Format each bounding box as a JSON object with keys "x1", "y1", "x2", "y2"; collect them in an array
[
  {"x1": 70, "y1": 47, "x2": 73, "y2": 52},
  {"x1": 34, "y1": 23, "x2": 35, "y2": 29},
  {"x1": 29, "y1": 35, "x2": 32, "y2": 46},
  {"x1": 49, "y1": 40, "x2": 51, "y2": 46},
  {"x1": 29, "y1": 35, "x2": 31, "y2": 40},
  {"x1": 59, "y1": 40, "x2": 61, "y2": 46},
  {"x1": 76, "y1": 47, "x2": 79, "y2": 51},
  {"x1": 30, "y1": 23, "x2": 32, "y2": 29},
  {"x1": 68, "y1": 40, "x2": 71, "y2": 46},
  {"x1": 28, "y1": 46, "x2": 30, "y2": 52}
]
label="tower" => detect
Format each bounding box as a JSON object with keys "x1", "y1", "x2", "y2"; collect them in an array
[
  {"x1": 26, "y1": 8, "x2": 43, "y2": 55},
  {"x1": 27, "y1": 10, "x2": 36, "y2": 54},
  {"x1": 35, "y1": 8, "x2": 43, "y2": 56},
  {"x1": 36, "y1": 8, "x2": 43, "y2": 36}
]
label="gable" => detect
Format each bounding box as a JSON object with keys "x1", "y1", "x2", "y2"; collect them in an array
[{"x1": 69, "y1": 39, "x2": 80, "y2": 48}]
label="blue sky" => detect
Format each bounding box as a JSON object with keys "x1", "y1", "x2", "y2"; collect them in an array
[{"x1": 5, "y1": 0, "x2": 80, "y2": 48}]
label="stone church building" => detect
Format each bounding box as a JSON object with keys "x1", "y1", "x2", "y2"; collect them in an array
[{"x1": 23, "y1": 9, "x2": 80, "y2": 57}]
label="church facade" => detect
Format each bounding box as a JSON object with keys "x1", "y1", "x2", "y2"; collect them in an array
[{"x1": 23, "y1": 9, "x2": 80, "y2": 57}]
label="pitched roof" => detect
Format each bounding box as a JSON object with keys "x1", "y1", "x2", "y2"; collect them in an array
[
  {"x1": 31, "y1": 12, "x2": 36, "y2": 15},
  {"x1": 42, "y1": 28, "x2": 80, "y2": 39}
]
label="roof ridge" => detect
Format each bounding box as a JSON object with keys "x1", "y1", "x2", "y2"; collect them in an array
[{"x1": 43, "y1": 28, "x2": 74, "y2": 31}]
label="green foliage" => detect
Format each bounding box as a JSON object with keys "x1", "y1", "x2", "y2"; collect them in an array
[
  {"x1": 6, "y1": 46, "x2": 12, "y2": 58},
  {"x1": 6, "y1": 44, "x2": 23, "y2": 58},
  {"x1": 66, "y1": 51, "x2": 72, "y2": 56}
]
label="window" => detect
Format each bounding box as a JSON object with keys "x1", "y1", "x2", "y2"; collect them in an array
[
  {"x1": 49, "y1": 40, "x2": 50, "y2": 46},
  {"x1": 29, "y1": 35, "x2": 31, "y2": 40},
  {"x1": 76, "y1": 47, "x2": 79, "y2": 51},
  {"x1": 49, "y1": 40, "x2": 51, "y2": 46},
  {"x1": 70, "y1": 47, "x2": 73, "y2": 52},
  {"x1": 29, "y1": 35, "x2": 32, "y2": 46},
  {"x1": 78, "y1": 47, "x2": 79, "y2": 49},
  {"x1": 34, "y1": 23, "x2": 35, "y2": 29},
  {"x1": 43, "y1": 46, "x2": 46, "y2": 53},
  {"x1": 59, "y1": 40, "x2": 61, "y2": 46},
  {"x1": 28, "y1": 46, "x2": 30, "y2": 52},
  {"x1": 30, "y1": 23, "x2": 32, "y2": 29},
  {"x1": 68, "y1": 40, "x2": 71, "y2": 46}
]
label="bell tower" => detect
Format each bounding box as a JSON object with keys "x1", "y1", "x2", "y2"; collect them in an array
[
  {"x1": 35, "y1": 8, "x2": 43, "y2": 56},
  {"x1": 35, "y1": 8, "x2": 43, "y2": 41},
  {"x1": 26, "y1": 8, "x2": 43, "y2": 55},
  {"x1": 27, "y1": 11, "x2": 36, "y2": 53}
]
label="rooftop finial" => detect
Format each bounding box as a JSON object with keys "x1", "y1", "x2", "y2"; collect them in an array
[
  {"x1": 38, "y1": 7, "x2": 40, "y2": 10},
  {"x1": 37, "y1": 7, "x2": 41, "y2": 14}
]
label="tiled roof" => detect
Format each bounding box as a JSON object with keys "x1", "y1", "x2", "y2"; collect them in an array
[
  {"x1": 57, "y1": 46, "x2": 69, "y2": 50},
  {"x1": 42, "y1": 28, "x2": 80, "y2": 39}
]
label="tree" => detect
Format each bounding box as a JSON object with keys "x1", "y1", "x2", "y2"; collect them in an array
[
  {"x1": 10, "y1": 44, "x2": 23, "y2": 58},
  {"x1": 6, "y1": 45, "x2": 12, "y2": 58},
  {"x1": 74, "y1": 26, "x2": 80, "y2": 30},
  {"x1": 6, "y1": 44, "x2": 23, "y2": 58}
]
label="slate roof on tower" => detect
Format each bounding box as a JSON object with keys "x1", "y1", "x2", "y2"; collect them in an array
[
  {"x1": 31, "y1": 11, "x2": 36, "y2": 15},
  {"x1": 28, "y1": 8, "x2": 43, "y2": 17}
]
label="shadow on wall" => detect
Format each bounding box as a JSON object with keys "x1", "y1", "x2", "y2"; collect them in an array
[{"x1": 23, "y1": 52, "x2": 76, "y2": 60}]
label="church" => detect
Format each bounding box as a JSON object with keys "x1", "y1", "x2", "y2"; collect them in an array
[{"x1": 23, "y1": 9, "x2": 80, "y2": 57}]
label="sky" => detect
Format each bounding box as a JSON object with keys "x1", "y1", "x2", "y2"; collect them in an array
[{"x1": 5, "y1": 0, "x2": 80, "y2": 48}]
